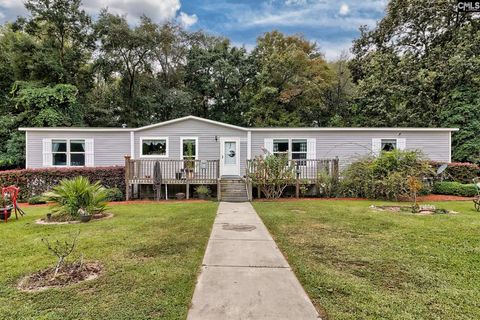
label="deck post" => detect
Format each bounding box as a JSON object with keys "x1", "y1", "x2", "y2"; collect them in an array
[
  {"x1": 216, "y1": 160, "x2": 221, "y2": 201},
  {"x1": 295, "y1": 161, "x2": 300, "y2": 198},
  {"x1": 124, "y1": 155, "x2": 131, "y2": 201},
  {"x1": 248, "y1": 180, "x2": 253, "y2": 201},
  {"x1": 333, "y1": 157, "x2": 339, "y2": 183},
  {"x1": 186, "y1": 180, "x2": 190, "y2": 200}
]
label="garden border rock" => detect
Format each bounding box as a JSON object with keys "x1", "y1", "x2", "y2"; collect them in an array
[{"x1": 35, "y1": 212, "x2": 114, "y2": 225}]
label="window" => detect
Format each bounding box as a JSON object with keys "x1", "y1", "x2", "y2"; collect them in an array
[
  {"x1": 141, "y1": 138, "x2": 168, "y2": 157},
  {"x1": 52, "y1": 140, "x2": 67, "y2": 166},
  {"x1": 182, "y1": 138, "x2": 197, "y2": 160},
  {"x1": 273, "y1": 139, "x2": 289, "y2": 157},
  {"x1": 291, "y1": 139, "x2": 307, "y2": 160},
  {"x1": 52, "y1": 139, "x2": 85, "y2": 166},
  {"x1": 381, "y1": 139, "x2": 397, "y2": 152}
]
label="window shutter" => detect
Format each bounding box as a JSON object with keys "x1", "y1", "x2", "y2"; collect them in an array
[
  {"x1": 397, "y1": 138, "x2": 406, "y2": 151},
  {"x1": 372, "y1": 138, "x2": 381, "y2": 156},
  {"x1": 264, "y1": 138, "x2": 273, "y2": 157},
  {"x1": 42, "y1": 138, "x2": 52, "y2": 167},
  {"x1": 85, "y1": 139, "x2": 94, "y2": 167},
  {"x1": 307, "y1": 138, "x2": 316, "y2": 159}
]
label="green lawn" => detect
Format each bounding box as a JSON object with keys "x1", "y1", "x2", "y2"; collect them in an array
[
  {"x1": 0, "y1": 202, "x2": 217, "y2": 320},
  {"x1": 254, "y1": 200, "x2": 480, "y2": 320}
]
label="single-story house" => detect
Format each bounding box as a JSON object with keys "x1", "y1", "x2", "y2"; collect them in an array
[{"x1": 19, "y1": 116, "x2": 458, "y2": 200}]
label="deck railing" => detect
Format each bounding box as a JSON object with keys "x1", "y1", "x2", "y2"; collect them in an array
[
  {"x1": 125, "y1": 157, "x2": 219, "y2": 185},
  {"x1": 246, "y1": 158, "x2": 339, "y2": 181},
  {"x1": 246, "y1": 158, "x2": 339, "y2": 199}
]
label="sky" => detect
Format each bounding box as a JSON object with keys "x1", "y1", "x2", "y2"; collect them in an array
[{"x1": 0, "y1": 0, "x2": 388, "y2": 60}]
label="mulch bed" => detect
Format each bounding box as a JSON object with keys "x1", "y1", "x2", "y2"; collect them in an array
[
  {"x1": 21, "y1": 199, "x2": 210, "y2": 208},
  {"x1": 255, "y1": 195, "x2": 473, "y2": 202},
  {"x1": 36, "y1": 212, "x2": 113, "y2": 225},
  {"x1": 18, "y1": 261, "x2": 103, "y2": 292},
  {"x1": 416, "y1": 194, "x2": 473, "y2": 202}
]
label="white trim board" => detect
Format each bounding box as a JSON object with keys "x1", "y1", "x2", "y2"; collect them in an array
[
  {"x1": 18, "y1": 115, "x2": 460, "y2": 132},
  {"x1": 130, "y1": 131, "x2": 135, "y2": 159},
  {"x1": 25, "y1": 131, "x2": 29, "y2": 168}
]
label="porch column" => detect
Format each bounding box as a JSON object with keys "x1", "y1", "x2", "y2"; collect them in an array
[{"x1": 124, "y1": 155, "x2": 131, "y2": 201}]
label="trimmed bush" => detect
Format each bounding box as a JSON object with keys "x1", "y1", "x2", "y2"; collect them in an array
[
  {"x1": 28, "y1": 195, "x2": 47, "y2": 205},
  {"x1": 430, "y1": 161, "x2": 480, "y2": 184},
  {"x1": 0, "y1": 166, "x2": 125, "y2": 201},
  {"x1": 432, "y1": 181, "x2": 477, "y2": 197},
  {"x1": 340, "y1": 150, "x2": 433, "y2": 200},
  {"x1": 105, "y1": 187, "x2": 124, "y2": 202}
]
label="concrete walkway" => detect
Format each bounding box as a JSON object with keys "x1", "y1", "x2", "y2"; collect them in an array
[{"x1": 187, "y1": 202, "x2": 320, "y2": 320}]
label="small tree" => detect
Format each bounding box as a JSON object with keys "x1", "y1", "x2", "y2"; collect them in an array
[
  {"x1": 41, "y1": 231, "x2": 80, "y2": 278},
  {"x1": 248, "y1": 155, "x2": 295, "y2": 199},
  {"x1": 407, "y1": 175, "x2": 423, "y2": 213}
]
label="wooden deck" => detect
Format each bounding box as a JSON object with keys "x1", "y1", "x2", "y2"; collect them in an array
[
  {"x1": 125, "y1": 157, "x2": 219, "y2": 200},
  {"x1": 124, "y1": 157, "x2": 339, "y2": 200}
]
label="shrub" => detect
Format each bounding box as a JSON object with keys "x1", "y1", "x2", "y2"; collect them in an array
[
  {"x1": 104, "y1": 187, "x2": 124, "y2": 202},
  {"x1": 28, "y1": 195, "x2": 47, "y2": 205},
  {"x1": 248, "y1": 155, "x2": 295, "y2": 199},
  {"x1": 316, "y1": 169, "x2": 338, "y2": 197},
  {"x1": 430, "y1": 161, "x2": 480, "y2": 183},
  {"x1": 432, "y1": 181, "x2": 477, "y2": 197},
  {"x1": 195, "y1": 185, "x2": 211, "y2": 196},
  {"x1": 341, "y1": 150, "x2": 433, "y2": 200},
  {"x1": 0, "y1": 166, "x2": 124, "y2": 201},
  {"x1": 43, "y1": 176, "x2": 108, "y2": 218}
]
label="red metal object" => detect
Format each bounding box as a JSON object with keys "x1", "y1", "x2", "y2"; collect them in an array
[{"x1": 2, "y1": 186, "x2": 24, "y2": 223}]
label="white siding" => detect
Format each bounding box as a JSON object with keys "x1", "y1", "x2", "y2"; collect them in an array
[
  {"x1": 27, "y1": 131, "x2": 131, "y2": 168},
  {"x1": 135, "y1": 118, "x2": 248, "y2": 175},
  {"x1": 251, "y1": 131, "x2": 451, "y2": 170}
]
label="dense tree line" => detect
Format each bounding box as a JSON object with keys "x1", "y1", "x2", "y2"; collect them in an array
[{"x1": 0, "y1": 0, "x2": 478, "y2": 168}]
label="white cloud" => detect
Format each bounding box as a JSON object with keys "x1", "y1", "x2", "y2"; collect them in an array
[
  {"x1": 83, "y1": 0, "x2": 181, "y2": 24},
  {"x1": 178, "y1": 12, "x2": 198, "y2": 28},
  {"x1": 235, "y1": 9, "x2": 376, "y2": 31},
  {"x1": 0, "y1": 0, "x2": 28, "y2": 21},
  {"x1": 224, "y1": 1, "x2": 386, "y2": 32},
  {"x1": 339, "y1": 4, "x2": 349, "y2": 16},
  {"x1": 316, "y1": 39, "x2": 353, "y2": 61},
  {"x1": 0, "y1": 0, "x2": 198, "y2": 26},
  {"x1": 285, "y1": 0, "x2": 307, "y2": 5}
]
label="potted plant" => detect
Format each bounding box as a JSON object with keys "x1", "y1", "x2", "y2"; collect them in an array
[
  {"x1": 176, "y1": 192, "x2": 186, "y2": 200},
  {"x1": 195, "y1": 185, "x2": 211, "y2": 200},
  {"x1": 78, "y1": 208, "x2": 92, "y2": 222}
]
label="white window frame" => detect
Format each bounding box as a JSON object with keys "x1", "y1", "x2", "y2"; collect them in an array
[
  {"x1": 140, "y1": 137, "x2": 169, "y2": 158},
  {"x1": 291, "y1": 138, "x2": 308, "y2": 160},
  {"x1": 51, "y1": 138, "x2": 86, "y2": 167},
  {"x1": 272, "y1": 138, "x2": 309, "y2": 160},
  {"x1": 380, "y1": 138, "x2": 398, "y2": 152},
  {"x1": 180, "y1": 137, "x2": 198, "y2": 160},
  {"x1": 373, "y1": 137, "x2": 406, "y2": 156},
  {"x1": 272, "y1": 139, "x2": 290, "y2": 158}
]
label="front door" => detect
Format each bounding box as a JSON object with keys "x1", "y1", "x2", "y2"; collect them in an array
[{"x1": 220, "y1": 138, "x2": 240, "y2": 176}]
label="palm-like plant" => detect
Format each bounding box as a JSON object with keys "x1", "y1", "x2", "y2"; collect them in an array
[{"x1": 43, "y1": 176, "x2": 108, "y2": 218}]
